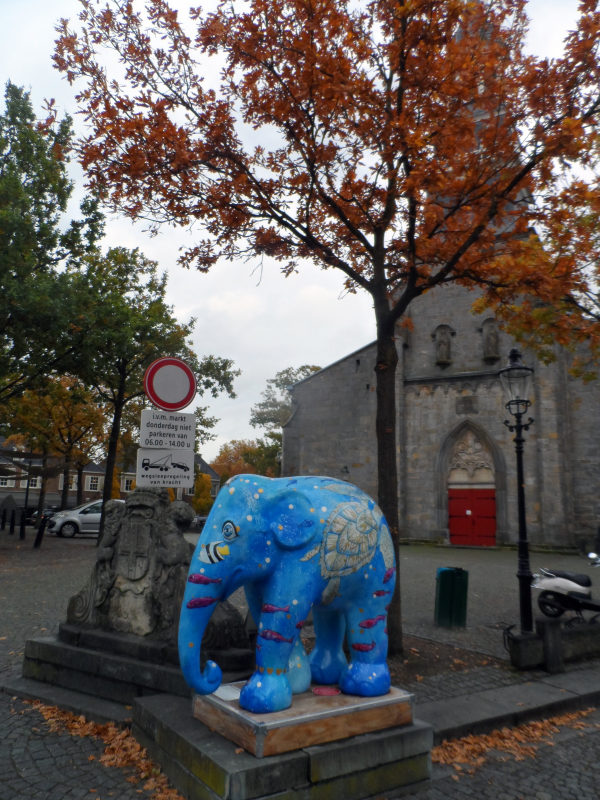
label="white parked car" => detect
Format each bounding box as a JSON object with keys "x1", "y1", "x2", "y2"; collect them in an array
[{"x1": 47, "y1": 499, "x2": 124, "y2": 537}]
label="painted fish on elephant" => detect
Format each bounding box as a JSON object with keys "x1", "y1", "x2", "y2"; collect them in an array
[{"x1": 178, "y1": 475, "x2": 396, "y2": 714}]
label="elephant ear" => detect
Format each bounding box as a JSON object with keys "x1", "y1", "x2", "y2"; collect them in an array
[{"x1": 269, "y1": 491, "x2": 317, "y2": 551}]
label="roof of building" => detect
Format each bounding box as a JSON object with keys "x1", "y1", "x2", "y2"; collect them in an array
[
  {"x1": 195, "y1": 454, "x2": 220, "y2": 481},
  {"x1": 288, "y1": 340, "x2": 377, "y2": 389}
]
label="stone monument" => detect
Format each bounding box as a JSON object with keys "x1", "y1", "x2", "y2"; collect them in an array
[
  {"x1": 20, "y1": 488, "x2": 253, "y2": 706},
  {"x1": 68, "y1": 489, "x2": 195, "y2": 640}
]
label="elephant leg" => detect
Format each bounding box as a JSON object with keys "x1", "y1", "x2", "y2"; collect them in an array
[
  {"x1": 338, "y1": 608, "x2": 390, "y2": 697},
  {"x1": 245, "y1": 584, "x2": 312, "y2": 695},
  {"x1": 240, "y1": 585, "x2": 313, "y2": 713},
  {"x1": 308, "y1": 606, "x2": 347, "y2": 685},
  {"x1": 287, "y1": 637, "x2": 311, "y2": 694}
]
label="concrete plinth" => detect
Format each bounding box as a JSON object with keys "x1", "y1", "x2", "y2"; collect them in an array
[
  {"x1": 22, "y1": 635, "x2": 253, "y2": 706},
  {"x1": 133, "y1": 693, "x2": 433, "y2": 800},
  {"x1": 506, "y1": 616, "x2": 600, "y2": 671}
]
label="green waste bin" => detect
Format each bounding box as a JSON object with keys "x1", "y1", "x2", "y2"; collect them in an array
[{"x1": 434, "y1": 567, "x2": 468, "y2": 629}]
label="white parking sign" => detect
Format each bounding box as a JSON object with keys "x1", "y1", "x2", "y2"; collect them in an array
[
  {"x1": 136, "y1": 448, "x2": 195, "y2": 488},
  {"x1": 140, "y1": 409, "x2": 196, "y2": 450}
]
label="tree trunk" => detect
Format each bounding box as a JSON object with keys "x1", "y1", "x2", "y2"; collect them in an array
[
  {"x1": 98, "y1": 369, "x2": 126, "y2": 544},
  {"x1": 36, "y1": 451, "x2": 48, "y2": 523},
  {"x1": 374, "y1": 299, "x2": 403, "y2": 656},
  {"x1": 76, "y1": 465, "x2": 84, "y2": 506},
  {"x1": 60, "y1": 458, "x2": 71, "y2": 510}
]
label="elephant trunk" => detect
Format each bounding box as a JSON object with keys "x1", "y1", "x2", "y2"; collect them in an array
[{"x1": 178, "y1": 585, "x2": 223, "y2": 695}]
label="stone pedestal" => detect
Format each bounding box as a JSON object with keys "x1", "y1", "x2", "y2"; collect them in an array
[{"x1": 133, "y1": 693, "x2": 433, "y2": 800}]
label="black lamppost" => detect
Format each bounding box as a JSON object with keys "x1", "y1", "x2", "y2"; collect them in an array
[{"x1": 499, "y1": 348, "x2": 535, "y2": 634}]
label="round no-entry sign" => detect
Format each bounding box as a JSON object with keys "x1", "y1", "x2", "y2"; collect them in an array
[{"x1": 144, "y1": 357, "x2": 197, "y2": 411}]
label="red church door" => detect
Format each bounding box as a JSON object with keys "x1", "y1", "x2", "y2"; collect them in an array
[{"x1": 448, "y1": 489, "x2": 496, "y2": 546}]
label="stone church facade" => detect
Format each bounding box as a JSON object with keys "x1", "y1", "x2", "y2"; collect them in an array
[{"x1": 281, "y1": 284, "x2": 600, "y2": 550}]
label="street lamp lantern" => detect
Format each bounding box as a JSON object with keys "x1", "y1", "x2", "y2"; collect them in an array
[
  {"x1": 500, "y1": 347, "x2": 535, "y2": 634},
  {"x1": 499, "y1": 348, "x2": 534, "y2": 415}
]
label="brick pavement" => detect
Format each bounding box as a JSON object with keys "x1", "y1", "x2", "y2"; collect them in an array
[{"x1": 393, "y1": 707, "x2": 600, "y2": 800}]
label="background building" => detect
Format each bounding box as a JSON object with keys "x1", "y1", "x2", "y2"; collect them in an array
[{"x1": 282, "y1": 284, "x2": 599, "y2": 551}]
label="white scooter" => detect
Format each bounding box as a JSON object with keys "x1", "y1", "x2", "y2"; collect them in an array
[{"x1": 532, "y1": 553, "x2": 600, "y2": 621}]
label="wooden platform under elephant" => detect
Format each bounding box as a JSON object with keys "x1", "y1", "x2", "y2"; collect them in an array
[{"x1": 193, "y1": 683, "x2": 413, "y2": 757}]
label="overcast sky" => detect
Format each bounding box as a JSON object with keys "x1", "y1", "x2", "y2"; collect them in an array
[{"x1": 0, "y1": 0, "x2": 583, "y2": 461}]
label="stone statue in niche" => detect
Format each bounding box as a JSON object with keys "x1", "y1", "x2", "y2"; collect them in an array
[
  {"x1": 67, "y1": 488, "x2": 248, "y2": 654},
  {"x1": 433, "y1": 325, "x2": 453, "y2": 365},
  {"x1": 482, "y1": 319, "x2": 500, "y2": 362}
]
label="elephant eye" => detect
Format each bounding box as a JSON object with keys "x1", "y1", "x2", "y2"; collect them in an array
[{"x1": 222, "y1": 521, "x2": 238, "y2": 540}]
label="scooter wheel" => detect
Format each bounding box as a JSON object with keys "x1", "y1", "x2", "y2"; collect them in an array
[{"x1": 538, "y1": 591, "x2": 565, "y2": 618}]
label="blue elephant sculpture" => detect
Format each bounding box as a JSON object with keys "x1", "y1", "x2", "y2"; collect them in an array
[{"x1": 178, "y1": 475, "x2": 396, "y2": 714}]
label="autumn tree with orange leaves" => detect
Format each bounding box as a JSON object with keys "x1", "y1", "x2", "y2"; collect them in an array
[{"x1": 55, "y1": 0, "x2": 600, "y2": 652}]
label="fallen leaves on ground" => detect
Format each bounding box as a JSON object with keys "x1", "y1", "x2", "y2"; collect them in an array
[
  {"x1": 432, "y1": 708, "x2": 595, "y2": 777},
  {"x1": 27, "y1": 701, "x2": 183, "y2": 800}
]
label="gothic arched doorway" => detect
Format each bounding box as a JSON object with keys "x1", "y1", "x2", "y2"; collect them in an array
[{"x1": 447, "y1": 428, "x2": 496, "y2": 546}]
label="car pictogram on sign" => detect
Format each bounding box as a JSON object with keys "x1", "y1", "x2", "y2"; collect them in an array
[{"x1": 141, "y1": 454, "x2": 190, "y2": 472}]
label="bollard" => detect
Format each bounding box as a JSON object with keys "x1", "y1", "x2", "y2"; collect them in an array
[
  {"x1": 1, "y1": 508, "x2": 5, "y2": 530},
  {"x1": 33, "y1": 516, "x2": 47, "y2": 550},
  {"x1": 536, "y1": 617, "x2": 565, "y2": 674},
  {"x1": 19, "y1": 509, "x2": 26, "y2": 540},
  {"x1": 9, "y1": 509, "x2": 15, "y2": 535}
]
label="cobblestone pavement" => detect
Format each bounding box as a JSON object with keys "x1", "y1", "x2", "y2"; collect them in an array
[
  {"x1": 0, "y1": 531, "x2": 98, "y2": 677},
  {"x1": 393, "y1": 707, "x2": 600, "y2": 800},
  {"x1": 405, "y1": 654, "x2": 600, "y2": 705},
  {"x1": 399, "y1": 544, "x2": 599, "y2": 658},
  {"x1": 2, "y1": 532, "x2": 600, "y2": 798},
  {"x1": 0, "y1": 693, "x2": 155, "y2": 800}
]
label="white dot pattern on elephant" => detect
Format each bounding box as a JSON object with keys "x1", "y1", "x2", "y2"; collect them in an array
[
  {"x1": 289, "y1": 504, "x2": 294, "y2": 509},
  {"x1": 254, "y1": 494, "x2": 259, "y2": 499},
  {"x1": 247, "y1": 515, "x2": 252, "y2": 521},
  {"x1": 265, "y1": 557, "x2": 270, "y2": 563},
  {"x1": 257, "y1": 681, "x2": 262, "y2": 687},
  {"x1": 293, "y1": 599, "x2": 298, "y2": 604},
  {"x1": 151, "y1": 364, "x2": 191, "y2": 403},
  {"x1": 321, "y1": 507, "x2": 327, "y2": 512}
]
